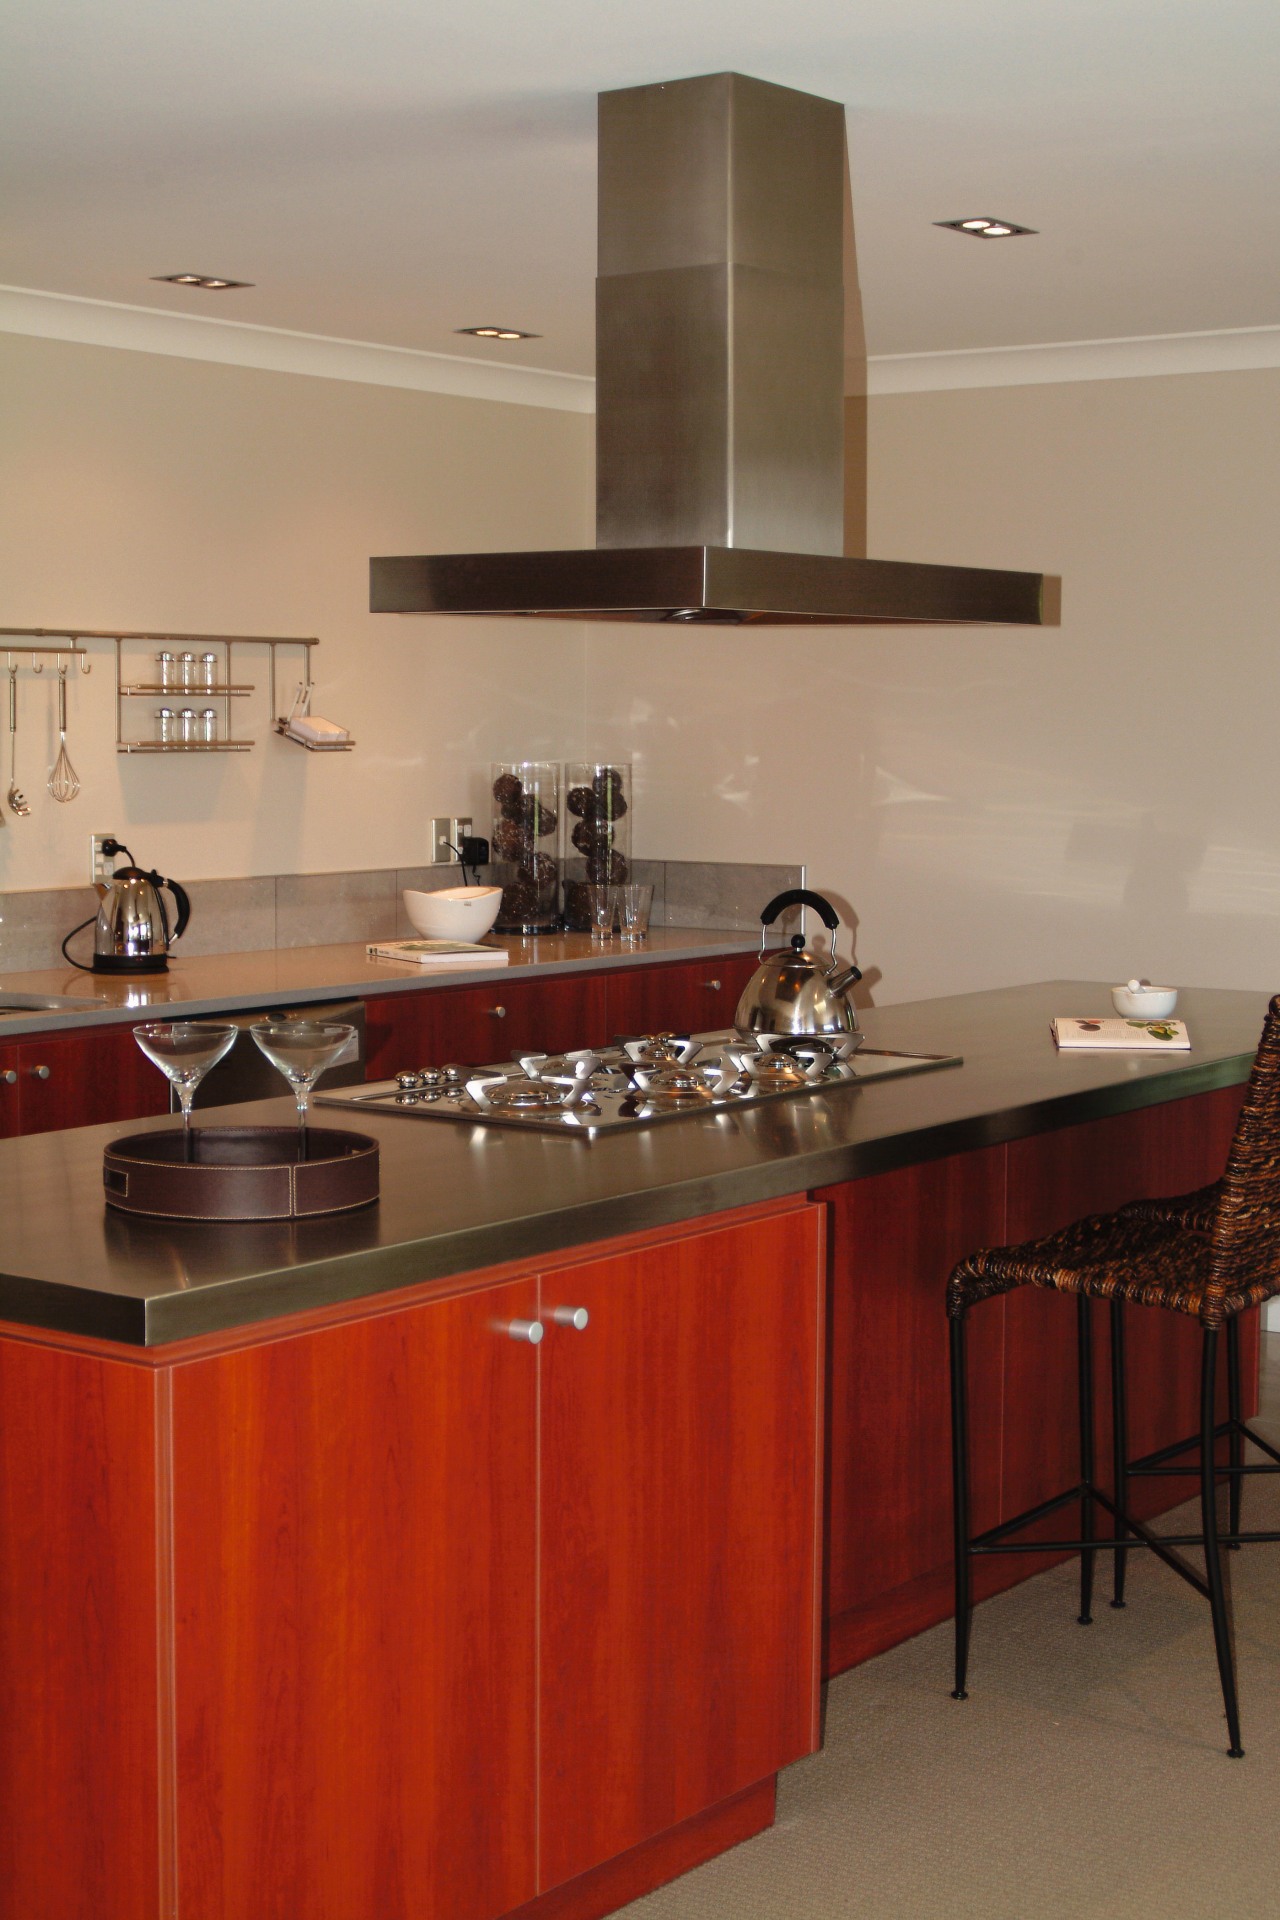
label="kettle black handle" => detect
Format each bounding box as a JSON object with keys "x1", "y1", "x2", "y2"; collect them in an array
[
  {"x1": 760, "y1": 888, "x2": 840, "y2": 932},
  {"x1": 152, "y1": 873, "x2": 191, "y2": 944}
]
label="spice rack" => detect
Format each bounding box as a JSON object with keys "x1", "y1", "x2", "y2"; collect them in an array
[
  {"x1": 113, "y1": 634, "x2": 257, "y2": 752},
  {"x1": 0, "y1": 626, "x2": 351, "y2": 758}
]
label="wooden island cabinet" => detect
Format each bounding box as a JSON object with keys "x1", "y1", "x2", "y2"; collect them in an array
[
  {"x1": 0, "y1": 981, "x2": 1267, "y2": 1920},
  {"x1": 0, "y1": 1199, "x2": 823, "y2": 1920}
]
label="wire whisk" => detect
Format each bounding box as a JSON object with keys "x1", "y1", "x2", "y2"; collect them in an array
[{"x1": 48, "y1": 665, "x2": 80, "y2": 803}]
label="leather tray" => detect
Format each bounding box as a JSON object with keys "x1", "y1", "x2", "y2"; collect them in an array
[{"x1": 103, "y1": 1125, "x2": 380, "y2": 1221}]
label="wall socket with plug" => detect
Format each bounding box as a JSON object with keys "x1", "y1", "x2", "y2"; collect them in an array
[
  {"x1": 430, "y1": 817, "x2": 473, "y2": 865},
  {"x1": 90, "y1": 834, "x2": 123, "y2": 885}
]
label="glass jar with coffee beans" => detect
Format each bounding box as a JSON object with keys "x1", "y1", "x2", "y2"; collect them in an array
[
  {"x1": 562, "y1": 762, "x2": 632, "y2": 932},
  {"x1": 491, "y1": 761, "x2": 563, "y2": 932}
]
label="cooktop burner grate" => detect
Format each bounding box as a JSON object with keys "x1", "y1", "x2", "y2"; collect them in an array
[{"x1": 316, "y1": 1030, "x2": 962, "y2": 1138}]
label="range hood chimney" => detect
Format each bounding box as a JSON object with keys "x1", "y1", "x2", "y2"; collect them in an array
[{"x1": 371, "y1": 72, "x2": 1059, "y2": 628}]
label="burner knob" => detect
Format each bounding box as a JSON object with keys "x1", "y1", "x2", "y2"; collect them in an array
[
  {"x1": 395, "y1": 1070, "x2": 421, "y2": 1091},
  {"x1": 551, "y1": 1306, "x2": 590, "y2": 1331},
  {"x1": 418, "y1": 1067, "x2": 443, "y2": 1086},
  {"x1": 442, "y1": 1063, "x2": 467, "y2": 1084}
]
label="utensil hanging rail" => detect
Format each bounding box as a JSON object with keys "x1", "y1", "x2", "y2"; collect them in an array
[
  {"x1": 0, "y1": 636, "x2": 91, "y2": 671},
  {"x1": 0, "y1": 628, "x2": 341, "y2": 756}
]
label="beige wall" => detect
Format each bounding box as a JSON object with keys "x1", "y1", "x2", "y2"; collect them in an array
[
  {"x1": 582, "y1": 368, "x2": 1280, "y2": 1003},
  {"x1": 5, "y1": 329, "x2": 1278, "y2": 1007},
  {"x1": 0, "y1": 331, "x2": 592, "y2": 897}
]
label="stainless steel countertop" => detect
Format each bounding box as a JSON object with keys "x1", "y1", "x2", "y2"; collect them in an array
[
  {"x1": 0, "y1": 927, "x2": 757, "y2": 1038},
  {"x1": 0, "y1": 981, "x2": 1265, "y2": 1348}
]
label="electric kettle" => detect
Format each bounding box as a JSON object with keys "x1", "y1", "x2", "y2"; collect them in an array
[
  {"x1": 90, "y1": 839, "x2": 191, "y2": 973},
  {"x1": 733, "y1": 889, "x2": 863, "y2": 1038}
]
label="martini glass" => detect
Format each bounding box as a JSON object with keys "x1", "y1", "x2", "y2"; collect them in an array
[
  {"x1": 134, "y1": 1022, "x2": 240, "y2": 1160},
  {"x1": 249, "y1": 1020, "x2": 356, "y2": 1159}
]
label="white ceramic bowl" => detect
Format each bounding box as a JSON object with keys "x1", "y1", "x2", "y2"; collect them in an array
[
  {"x1": 402, "y1": 885, "x2": 503, "y2": 941},
  {"x1": 1111, "y1": 983, "x2": 1178, "y2": 1019}
]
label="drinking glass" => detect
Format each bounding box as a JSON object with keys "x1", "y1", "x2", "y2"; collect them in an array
[
  {"x1": 249, "y1": 1020, "x2": 356, "y2": 1157},
  {"x1": 134, "y1": 1022, "x2": 239, "y2": 1159},
  {"x1": 584, "y1": 883, "x2": 617, "y2": 942},
  {"x1": 618, "y1": 883, "x2": 653, "y2": 944}
]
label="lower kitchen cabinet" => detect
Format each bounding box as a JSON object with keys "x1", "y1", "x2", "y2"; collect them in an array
[
  {"x1": 0, "y1": 1197, "x2": 824, "y2": 1920},
  {"x1": 0, "y1": 1026, "x2": 170, "y2": 1139},
  {"x1": 362, "y1": 953, "x2": 757, "y2": 1082},
  {"x1": 601, "y1": 952, "x2": 761, "y2": 1041},
  {"x1": 364, "y1": 969, "x2": 611, "y2": 1079}
]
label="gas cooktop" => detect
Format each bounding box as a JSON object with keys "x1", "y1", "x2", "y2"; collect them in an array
[{"x1": 316, "y1": 1029, "x2": 962, "y2": 1138}]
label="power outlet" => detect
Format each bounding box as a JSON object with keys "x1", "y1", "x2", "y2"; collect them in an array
[
  {"x1": 430, "y1": 816, "x2": 473, "y2": 865},
  {"x1": 90, "y1": 833, "x2": 122, "y2": 885}
]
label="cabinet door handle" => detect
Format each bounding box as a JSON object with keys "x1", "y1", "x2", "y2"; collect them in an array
[
  {"x1": 704, "y1": 978, "x2": 722, "y2": 992},
  {"x1": 1, "y1": 1069, "x2": 16, "y2": 1086},
  {"x1": 505, "y1": 1318, "x2": 544, "y2": 1344},
  {"x1": 551, "y1": 1305, "x2": 589, "y2": 1331},
  {"x1": 28, "y1": 1064, "x2": 51, "y2": 1080},
  {"x1": 488, "y1": 1005, "x2": 507, "y2": 1020}
]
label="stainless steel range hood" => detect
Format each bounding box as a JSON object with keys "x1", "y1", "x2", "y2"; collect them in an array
[{"x1": 371, "y1": 72, "x2": 1059, "y2": 628}]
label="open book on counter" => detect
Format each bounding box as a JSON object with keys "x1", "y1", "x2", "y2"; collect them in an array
[{"x1": 1052, "y1": 1016, "x2": 1189, "y2": 1051}]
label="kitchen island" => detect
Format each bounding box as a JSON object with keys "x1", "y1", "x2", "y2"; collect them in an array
[{"x1": 0, "y1": 981, "x2": 1267, "y2": 1920}]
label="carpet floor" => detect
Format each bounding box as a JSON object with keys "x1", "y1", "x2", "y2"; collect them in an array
[{"x1": 619, "y1": 1333, "x2": 1280, "y2": 1920}]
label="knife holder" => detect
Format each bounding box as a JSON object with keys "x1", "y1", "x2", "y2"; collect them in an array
[{"x1": 103, "y1": 1124, "x2": 379, "y2": 1221}]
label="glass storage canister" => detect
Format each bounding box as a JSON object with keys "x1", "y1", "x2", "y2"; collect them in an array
[
  {"x1": 491, "y1": 761, "x2": 562, "y2": 933},
  {"x1": 562, "y1": 763, "x2": 632, "y2": 931}
]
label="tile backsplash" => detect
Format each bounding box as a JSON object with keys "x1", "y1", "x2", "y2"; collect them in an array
[{"x1": 0, "y1": 860, "x2": 802, "y2": 973}]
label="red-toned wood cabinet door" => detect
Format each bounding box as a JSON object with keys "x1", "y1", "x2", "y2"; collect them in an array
[
  {"x1": 10, "y1": 1025, "x2": 171, "y2": 1136},
  {"x1": 0, "y1": 1336, "x2": 163, "y2": 1920},
  {"x1": 0, "y1": 1046, "x2": 19, "y2": 1138},
  {"x1": 171, "y1": 1280, "x2": 540, "y2": 1920},
  {"x1": 537, "y1": 1204, "x2": 824, "y2": 1892},
  {"x1": 365, "y1": 972, "x2": 610, "y2": 1079},
  {"x1": 604, "y1": 952, "x2": 760, "y2": 1039}
]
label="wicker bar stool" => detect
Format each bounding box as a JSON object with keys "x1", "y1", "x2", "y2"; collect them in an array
[{"x1": 947, "y1": 993, "x2": 1280, "y2": 1757}]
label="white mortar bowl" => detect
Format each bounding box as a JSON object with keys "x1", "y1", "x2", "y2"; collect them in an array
[
  {"x1": 1112, "y1": 982, "x2": 1178, "y2": 1019},
  {"x1": 403, "y1": 886, "x2": 503, "y2": 941}
]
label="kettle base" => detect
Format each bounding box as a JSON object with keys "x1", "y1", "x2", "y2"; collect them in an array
[{"x1": 91, "y1": 953, "x2": 170, "y2": 974}]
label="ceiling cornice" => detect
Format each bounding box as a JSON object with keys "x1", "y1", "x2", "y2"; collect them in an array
[
  {"x1": 869, "y1": 325, "x2": 1280, "y2": 394},
  {"x1": 2, "y1": 284, "x2": 1277, "y2": 409},
  {"x1": 0, "y1": 285, "x2": 594, "y2": 414}
]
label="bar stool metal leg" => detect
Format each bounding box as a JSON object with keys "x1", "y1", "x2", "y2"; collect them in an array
[
  {"x1": 949, "y1": 1312, "x2": 972, "y2": 1700},
  {"x1": 1200, "y1": 1328, "x2": 1244, "y2": 1757},
  {"x1": 1227, "y1": 1315, "x2": 1243, "y2": 1548},
  {"x1": 1076, "y1": 1294, "x2": 1096, "y2": 1626},
  {"x1": 1109, "y1": 1298, "x2": 1129, "y2": 1608}
]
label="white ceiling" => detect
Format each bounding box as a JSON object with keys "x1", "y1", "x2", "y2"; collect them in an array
[{"x1": 3, "y1": 0, "x2": 1278, "y2": 378}]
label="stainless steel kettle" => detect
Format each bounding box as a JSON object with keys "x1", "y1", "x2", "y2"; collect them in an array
[
  {"x1": 733, "y1": 889, "x2": 863, "y2": 1038},
  {"x1": 91, "y1": 840, "x2": 191, "y2": 974}
]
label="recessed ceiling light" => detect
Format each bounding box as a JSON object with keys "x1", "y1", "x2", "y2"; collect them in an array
[
  {"x1": 456, "y1": 326, "x2": 541, "y2": 341},
  {"x1": 935, "y1": 218, "x2": 1036, "y2": 238},
  {"x1": 152, "y1": 273, "x2": 254, "y2": 290}
]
